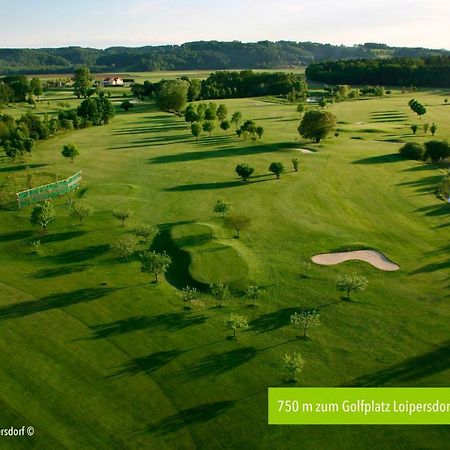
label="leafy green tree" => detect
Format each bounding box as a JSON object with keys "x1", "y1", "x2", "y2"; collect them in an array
[
  {"x1": 120, "y1": 100, "x2": 133, "y2": 111},
  {"x1": 133, "y1": 224, "x2": 159, "y2": 244},
  {"x1": 220, "y1": 120, "x2": 230, "y2": 133},
  {"x1": 30, "y1": 200, "x2": 55, "y2": 232},
  {"x1": 70, "y1": 202, "x2": 93, "y2": 226},
  {"x1": 296, "y1": 103, "x2": 305, "y2": 115},
  {"x1": 184, "y1": 104, "x2": 199, "y2": 123},
  {"x1": 399, "y1": 142, "x2": 425, "y2": 160},
  {"x1": 423, "y1": 123, "x2": 429, "y2": 134},
  {"x1": 409, "y1": 99, "x2": 426, "y2": 118},
  {"x1": 298, "y1": 110, "x2": 337, "y2": 143},
  {"x1": 224, "y1": 214, "x2": 252, "y2": 238},
  {"x1": 231, "y1": 111, "x2": 242, "y2": 128},
  {"x1": 292, "y1": 158, "x2": 300, "y2": 171},
  {"x1": 269, "y1": 162, "x2": 285, "y2": 179},
  {"x1": 235, "y1": 163, "x2": 254, "y2": 181},
  {"x1": 424, "y1": 140, "x2": 450, "y2": 162},
  {"x1": 111, "y1": 236, "x2": 136, "y2": 261},
  {"x1": 318, "y1": 98, "x2": 327, "y2": 108},
  {"x1": 283, "y1": 352, "x2": 304, "y2": 383},
  {"x1": 61, "y1": 143, "x2": 79, "y2": 162},
  {"x1": 140, "y1": 251, "x2": 172, "y2": 282},
  {"x1": 224, "y1": 313, "x2": 248, "y2": 339},
  {"x1": 77, "y1": 96, "x2": 115, "y2": 125},
  {"x1": 256, "y1": 126, "x2": 264, "y2": 139},
  {"x1": 239, "y1": 120, "x2": 257, "y2": 140},
  {"x1": 430, "y1": 123, "x2": 437, "y2": 136},
  {"x1": 444, "y1": 98, "x2": 448, "y2": 105},
  {"x1": 196, "y1": 103, "x2": 207, "y2": 121},
  {"x1": 30, "y1": 77, "x2": 43, "y2": 100},
  {"x1": 190, "y1": 122, "x2": 202, "y2": 140},
  {"x1": 187, "y1": 79, "x2": 201, "y2": 102},
  {"x1": 202, "y1": 120, "x2": 215, "y2": 136},
  {"x1": 210, "y1": 282, "x2": 231, "y2": 307},
  {"x1": 290, "y1": 309, "x2": 321, "y2": 339},
  {"x1": 73, "y1": 66, "x2": 93, "y2": 99},
  {"x1": 410, "y1": 124, "x2": 418, "y2": 135},
  {"x1": 205, "y1": 103, "x2": 217, "y2": 120},
  {"x1": 4, "y1": 142, "x2": 19, "y2": 161},
  {"x1": 213, "y1": 199, "x2": 231, "y2": 218},
  {"x1": 246, "y1": 285, "x2": 260, "y2": 306},
  {"x1": 217, "y1": 104, "x2": 228, "y2": 121},
  {"x1": 182, "y1": 286, "x2": 199, "y2": 306},
  {"x1": 112, "y1": 209, "x2": 131, "y2": 227},
  {"x1": 155, "y1": 79, "x2": 188, "y2": 114},
  {"x1": 336, "y1": 273, "x2": 368, "y2": 300}
]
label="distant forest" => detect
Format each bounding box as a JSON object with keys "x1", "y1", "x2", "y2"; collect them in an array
[
  {"x1": 0, "y1": 41, "x2": 448, "y2": 74},
  {"x1": 306, "y1": 57, "x2": 450, "y2": 88}
]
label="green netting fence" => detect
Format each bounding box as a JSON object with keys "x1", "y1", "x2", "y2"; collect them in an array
[{"x1": 16, "y1": 171, "x2": 82, "y2": 208}]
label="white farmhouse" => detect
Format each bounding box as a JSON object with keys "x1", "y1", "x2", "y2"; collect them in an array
[{"x1": 102, "y1": 77, "x2": 124, "y2": 87}]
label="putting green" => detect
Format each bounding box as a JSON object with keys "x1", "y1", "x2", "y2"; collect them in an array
[{"x1": 171, "y1": 223, "x2": 248, "y2": 285}]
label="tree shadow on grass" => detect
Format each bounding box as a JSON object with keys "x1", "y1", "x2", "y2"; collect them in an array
[
  {"x1": 149, "y1": 142, "x2": 294, "y2": 164},
  {"x1": 0, "y1": 230, "x2": 34, "y2": 242},
  {"x1": 164, "y1": 178, "x2": 271, "y2": 192},
  {"x1": 415, "y1": 203, "x2": 450, "y2": 218},
  {"x1": 32, "y1": 264, "x2": 89, "y2": 279},
  {"x1": 109, "y1": 134, "x2": 192, "y2": 150},
  {"x1": 39, "y1": 230, "x2": 86, "y2": 244},
  {"x1": 344, "y1": 341, "x2": 450, "y2": 386},
  {"x1": 352, "y1": 153, "x2": 401, "y2": 164},
  {"x1": 51, "y1": 244, "x2": 110, "y2": 264},
  {"x1": 0, "y1": 287, "x2": 116, "y2": 320},
  {"x1": 182, "y1": 347, "x2": 257, "y2": 381},
  {"x1": 107, "y1": 349, "x2": 186, "y2": 378},
  {"x1": 0, "y1": 163, "x2": 48, "y2": 173},
  {"x1": 396, "y1": 175, "x2": 443, "y2": 193},
  {"x1": 249, "y1": 307, "x2": 298, "y2": 334},
  {"x1": 89, "y1": 312, "x2": 207, "y2": 339},
  {"x1": 151, "y1": 226, "x2": 205, "y2": 290},
  {"x1": 411, "y1": 259, "x2": 450, "y2": 274},
  {"x1": 146, "y1": 401, "x2": 235, "y2": 436}
]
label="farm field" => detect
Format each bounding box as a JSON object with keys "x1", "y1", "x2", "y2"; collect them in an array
[{"x1": 0, "y1": 88, "x2": 449, "y2": 449}]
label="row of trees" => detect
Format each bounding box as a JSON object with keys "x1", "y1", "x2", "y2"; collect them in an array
[
  {"x1": 410, "y1": 122, "x2": 437, "y2": 136},
  {"x1": 0, "y1": 75, "x2": 42, "y2": 104},
  {"x1": 132, "y1": 70, "x2": 308, "y2": 105},
  {"x1": 306, "y1": 56, "x2": 450, "y2": 88},
  {"x1": 399, "y1": 140, "x2": 450, "y2": 163},
  {"x1": 1, "y1": 95, "x2": 114, "y2": 161}
]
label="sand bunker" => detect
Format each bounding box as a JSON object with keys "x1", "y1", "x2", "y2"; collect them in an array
[
  {"x1": 294, "y1": 148, "x2": 315, "y2": 153},
  {"x1": 312, "y1": 250, "x2": 399, "y2": 271}
]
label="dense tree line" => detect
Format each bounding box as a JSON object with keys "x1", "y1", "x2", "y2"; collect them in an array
[
  {"x1": 0, "y1": 75, "x2": 42, "y2": 103},
  {"x1": 306, "y1": 57, "x2": 450, "y2": 88},
  {"x1": 0, "y1": 95, "x2": 115, "y2": 160},
  {"x1": 132, "y1": 70, "x2": 307, "y2": 102},
  {"x1": 0, "y1": 42, "x2": 448, "y2": 74}
]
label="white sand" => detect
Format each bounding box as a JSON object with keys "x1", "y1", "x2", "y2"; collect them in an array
[
  {"x1": 294, "y1": 148, "x2": 314, "y2": 153},
  {"x1": 312, "y1": 250, "x2": 399, "y2": 271}
]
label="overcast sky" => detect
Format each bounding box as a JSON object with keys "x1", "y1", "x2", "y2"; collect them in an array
[{"x1": 0, "y1": 0, "x2": 449, "y2": 49}]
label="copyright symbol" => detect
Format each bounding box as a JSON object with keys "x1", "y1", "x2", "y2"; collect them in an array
[{"x1": 27, "y1": 426, "x2": 34, "y2": 436}]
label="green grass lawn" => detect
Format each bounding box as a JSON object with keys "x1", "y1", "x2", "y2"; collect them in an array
[{"x1": 0, "y1": 89, "x2": 449, "y2": 449}]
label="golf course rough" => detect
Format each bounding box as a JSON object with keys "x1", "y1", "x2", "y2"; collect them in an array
[
  {"x1": 312, "y1": 250, "x2": 400, "y2": 271},
  {"x1": 170, "y1": 223, "x2": 248, "y2": 284}
]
